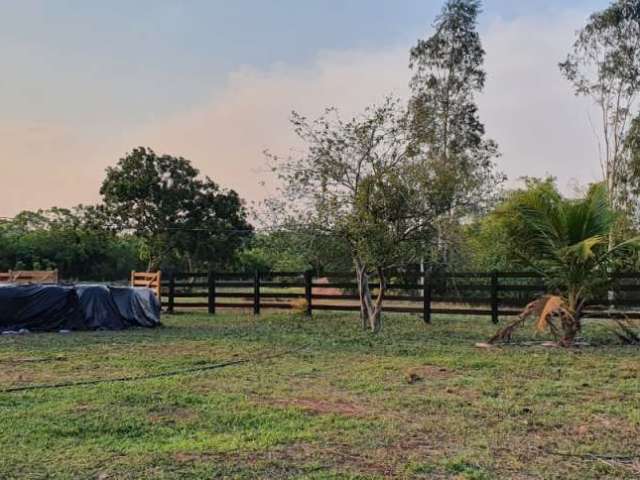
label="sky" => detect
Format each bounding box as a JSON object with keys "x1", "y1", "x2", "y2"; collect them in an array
[{"x1": 0, "y1": 0, "x2": 611, "y2": 217}]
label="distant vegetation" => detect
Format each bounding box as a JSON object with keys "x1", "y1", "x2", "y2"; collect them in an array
[{"x1": 0, "y1": 147, "x2": 252, "y2": 280}]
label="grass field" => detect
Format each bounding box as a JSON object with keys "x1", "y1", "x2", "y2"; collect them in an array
[{"x1": 0, "y1": 312, "x2": 639, "y2": 479}]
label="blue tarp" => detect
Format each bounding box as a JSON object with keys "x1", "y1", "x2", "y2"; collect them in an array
[{"x1": 0, "y1": 284, "x2": 161, "y2": 332}]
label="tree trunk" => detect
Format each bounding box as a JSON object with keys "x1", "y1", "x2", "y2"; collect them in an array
[
  {"x1": 355, "y1": 261, "x2": 368, "y2": 330},
  {"x1": 355, "y1": 261, "x2": 386, "y2": 333},
  {"x1": 147, "y1": 257, "x2": 159, "y2": 273},
  {"x1": 369, "y1": 268, "x2": 386, "y2": 333},
  {"x1": 559, "y1": 314, "x2": 582, "y2": 347},
  {"x1": 560, "y1": 296, "x2": 584, "y2": 347}
]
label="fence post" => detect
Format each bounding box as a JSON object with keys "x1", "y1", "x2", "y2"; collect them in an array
[
  {"x1": 490, "y1": 271, "x2": 499, "y2": 324},
  {"x1": 304, "y1": 270, "x2": 313, "y2": 316},
  {"x1": 253, "y1": 271, "x2": 261, "y2": 315},
  {"x1": 167, "y1": 271, "x2": 175, "y2": 314},
  {"x1": 208, "y1": 270, "x2": 216, "y2": 315},
  {"x1": 422, "y1": 271, "x2": 431, "y2": 324}
]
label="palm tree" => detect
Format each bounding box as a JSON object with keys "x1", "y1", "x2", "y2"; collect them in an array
[{"x1": 489, "y1": 183, "x2": 639, "y2": 346}]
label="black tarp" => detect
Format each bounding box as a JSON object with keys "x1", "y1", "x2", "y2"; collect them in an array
[
  {"x1": 0, "y1": 284, "x2": 161, "y2": 332},
  {"x1": 109, "y1": 287, "x2": 160, "y2": 328},
  {"x1": 0, "y1": 284, "x2": 84, "y2": 332},
  {"x1": 76, "y1": 285, "x2": 161, "y2": 329}
]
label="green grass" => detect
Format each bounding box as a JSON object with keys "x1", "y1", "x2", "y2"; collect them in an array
[{"x1": 1, "y1": 312, "x2": 639, "y2": 479}]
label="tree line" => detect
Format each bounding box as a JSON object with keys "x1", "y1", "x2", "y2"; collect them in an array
[
  {"x1": 2, "y1": 0, "x2": 640, "y2": 340},
  {"x1": 0, "y1": 147, "x2": 252, "y2": 280}
]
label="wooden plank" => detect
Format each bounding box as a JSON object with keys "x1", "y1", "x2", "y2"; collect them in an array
[
  {"x1": 312, "y1": 282, "x2": 362, "y2": 289},
  {"x1": 169, "y1": 302, "x2": 209, "y2": 308},
  {"x1": 589, "y1": 299, "x2": 640, "y2": 306},
  {"x1": 214, "y1": 292, "x2": 256, "y2": 299},
  {"x1": 131, "y1": 271, "x2": 161, "y2": 298},
  {"x1": 304, "y1": 271, "x2": 313, "y2": 316},
  {"x1": 312, "y1": 294, "x2": 360, "y2": 300},
  {"x1": 496, "y1": 272, "x2": 542, "y2": 278},
  {"x1": 311, "y1": 293, "x2": 425, "y2": 301},
  {"x1": 497, "y1": 285, "x2": 546, "y2": 292},
  {"x1": 423, "y1": 272, "x2": 431, "y2": 324},
  {"x1": 5, "y1": 270, "x2": 59, "y2": 284},
  {"x1": 167, "y1": 272, "x2": 175, "y2": 314},
  {"x1": 215, "y1": 281, "x2": 254, "y2": 288},
  {"x1": 380, "y1": 306, "x2": 424, "y2": 314},
  {"x1": 614, "y1": 284, "x2": 640, "y2": 291},
  {"x1": 217, "y1": 302, "x2": 254, "y2": 309},
  {"x1": 432, "y1": 308, "x2": 493, "y2": 316},
  {"x1": 162, "y1": 280, "x2": 211, "y2": 286},
  {"x1": 491, "y1": 272, "x2": 499, "y2": 324},
  {"x1": 310, "y1": 282, "x2": 420, "y2": 290},
  {"x1": 171, "y1": 292, "x2": 209, "y2": 298},
  {"x1": 583, "y1": 310, "x2": 640, "y2": 319},
  {"x1": 261, "y1": 281, "x2": 306, "y2": 288},
  {"x1": 611, "y1": 272, "x2": 640, "y2": 279},
  {"x1": 260, "y1": 292, "x2": 306, "y2": 299},
  {"x1": 435, "y1": 284, "x2": 492, "y2": 291},
  {"x1": 208, "y1": 271, "x2": 216, "y2": 315},
  {"x1": 433, "y1": 272, "x2": 492, "y2": 278},
  {"x1": 432, "y1": 296, "x2": 492, "y2": 304},
  {"x1": 253, "y1": 271, "x2": 260, "y2": 315},
  {"x1": 311, "y1": 304, "x2": 361, "y2": 312},
  {"x1": 261, "y1": 302, "x2": 295, "y2": 309}
]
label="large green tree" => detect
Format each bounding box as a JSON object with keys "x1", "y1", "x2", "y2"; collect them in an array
[
  {"x1": 269, "y1": 98, "x2": 439, "y2": 332},
  {"x1": 560, "y1": 0, "x2": 640, "y2": 216},
  {"x1": 100, "y1": 147, "x2": 252, "y2": 271},
  {"x1": 409, "y1": 0, "x2": 502, "y2": 265}
]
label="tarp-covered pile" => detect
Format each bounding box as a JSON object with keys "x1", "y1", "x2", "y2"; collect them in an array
[{"x1": 0, "y1": 284, "x2": 161, "y2": 332}]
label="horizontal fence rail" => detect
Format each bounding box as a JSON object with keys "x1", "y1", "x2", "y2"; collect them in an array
[{"x1": 160, "y1": 270, "x2": 640, "y2": 322}]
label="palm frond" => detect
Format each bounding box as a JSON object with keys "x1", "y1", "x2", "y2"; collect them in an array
[{"x1": 562, "y1": 235, "x2": 608, "y2": 262}]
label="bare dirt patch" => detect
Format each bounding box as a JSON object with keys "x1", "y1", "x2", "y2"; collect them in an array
[
  {"x1": 403, "y1": 365, "x2": 454, "y2": 384},
  {"x1": 148, "y1": 407, "x2": 198, "y2": 425},
  {"x1": 270, "y1": 397, "x2": 368, "y2": 417}
]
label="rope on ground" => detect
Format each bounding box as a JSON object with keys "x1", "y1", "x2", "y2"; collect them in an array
[
  {"x1": 544, "y1": 449, "x2": 639, "y2": 462},
  {"x1": 1, "y1": 344, "x2": 309, "y2": 394}
]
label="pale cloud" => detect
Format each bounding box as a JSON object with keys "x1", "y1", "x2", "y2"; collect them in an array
[
  {"x1": 1, "y1": 122, "x2": 104, "y2": 216},
  {"x1": 1, "y1": 7, "x2": 603, "y2": 217},
  {"x1": 127, "y1": 48, "x2": 410, "y2": 206},
  {"x1": 480, "y1": 10, "x2": 602, "y2": 190},
  {"x1": 128, "y1": 8, "x2": 602, "y2": 206}
]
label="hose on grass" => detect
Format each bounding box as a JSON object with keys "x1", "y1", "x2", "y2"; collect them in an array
[
  {"x1": 1, "y1": 344, "x2": 309, "y2": 394},
  {"x1": 544, "y1": 449, "x2": 640, "y2": 462}
]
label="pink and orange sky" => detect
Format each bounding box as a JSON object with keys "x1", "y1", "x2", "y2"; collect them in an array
[{"x1": 1, "y1": 1, "x2": 608, "y2": 217}]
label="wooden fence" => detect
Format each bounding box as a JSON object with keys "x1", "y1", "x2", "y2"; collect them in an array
[
  {"x1": 160, "y1": 271, "x2": 640, "y2": 322},
  {"x1": 130, "y1": 271, "x2": 162, "y2": 298},
  {"x1": 0, "y1": 270, "x2": 59, "y2": 284}
]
